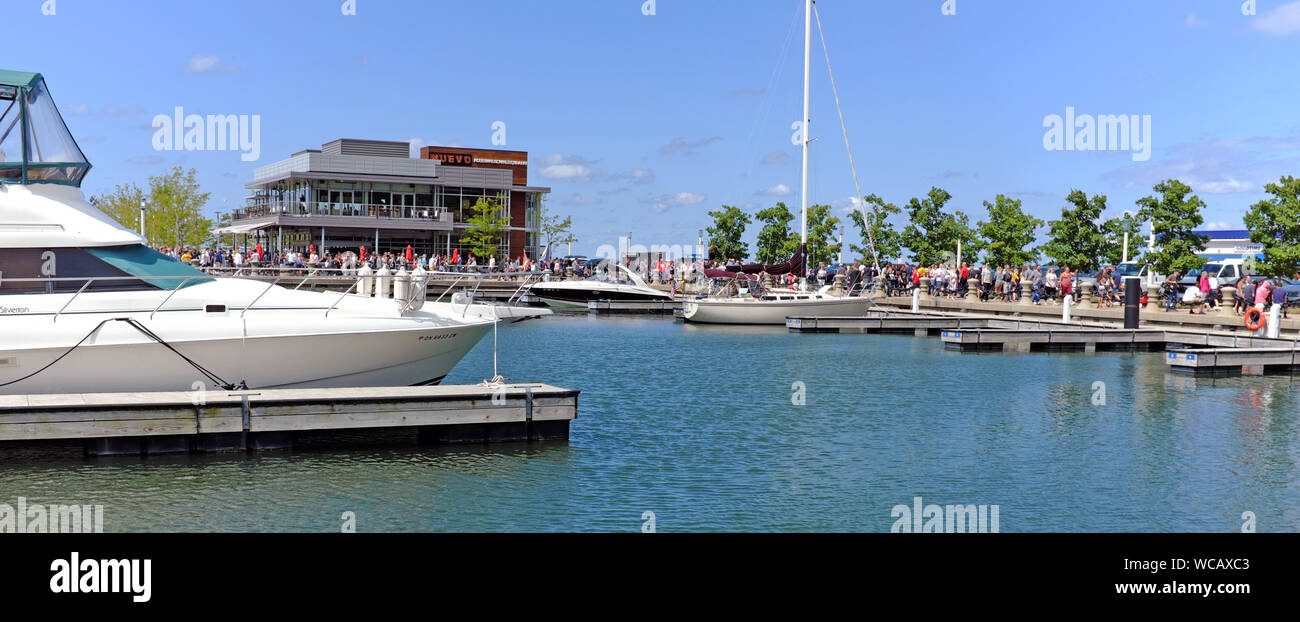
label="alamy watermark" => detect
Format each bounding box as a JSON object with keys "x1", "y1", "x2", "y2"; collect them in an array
[
  {"x1": 152, "y1": 107, "x2": 261, "y2": 162},
  {"x1": 1043, "y1": 107, "x2": 1151, "y2": 162},
  {"x1": 891, "y1": 496, "x2": 999, "y2": 533},
  {"x1": 1, "y1": 497, "x2": 104, "y2": 533}
]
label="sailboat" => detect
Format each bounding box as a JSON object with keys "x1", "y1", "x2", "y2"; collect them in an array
[{"x1": 683, "y1": 0, "x2": 875, "y2": 325}]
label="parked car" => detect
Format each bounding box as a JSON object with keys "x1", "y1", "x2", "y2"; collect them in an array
[{"x1": 1179, "y1": 259, "x2": 1251, "y2": 293}]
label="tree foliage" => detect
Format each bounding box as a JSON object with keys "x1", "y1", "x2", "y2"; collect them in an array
[
  {"x1": 93, "y1": 167, "x2": 212, "y2": 248},
  {"x1": 538, "y1": 195, "x2": 576, "y2": 255},
  {"x1": 805, "y1": 204, "x2": 841, "y2": 267},
  {"x1": 1136, "y1": 179, "x2": 1208, "y2": 276},
  {"x1": 754, "y1": 202, "x2": 800, "y2": 264},
  {"x1": 462, "y1": 195, "x2": 511, "y2": 259},
  {"x1": 1040, "y1": 190, "x2": 1109, "y2": 272},
  {"x1": 848, "y1": 194, "x2": 902, "y2": 264},
  {"x1": 900, "y1": 187, "x2": 979, "y2": 265},
  {"x1": 1100, "y1": 211, "x2": 1145, "y2": 266},
  {"x1": 706, "y1": 205, "x2": 752, "y2": 262},
  {"x1": 1244, "y1": 175, "x2": 1300, "y2": 278},
  {"x1": 977, "y1": 194, "x2": 1042, "y2": 267}
]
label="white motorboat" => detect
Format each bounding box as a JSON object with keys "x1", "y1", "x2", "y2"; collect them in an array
[
  {"x1": 682, "y1": 0, "x2": 875, "y2": 325},
  {"x1": 527, "y1": 263, "x2": 673, "y2": 309},
  {"x1": 682, "y1": 287, "x2": 870, "y2": 324},
  {"x1": 0, "y1": 70, "x2": 494, "y2": 395}
]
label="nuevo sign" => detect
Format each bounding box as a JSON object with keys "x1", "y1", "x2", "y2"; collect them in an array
[{"x1": 428, "y1": 152, "x2": 474, "y2": 166}]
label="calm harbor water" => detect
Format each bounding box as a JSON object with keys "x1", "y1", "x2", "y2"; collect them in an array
[{"x1": 2, "y1": 313, "x2": 1298, "y2": 532}]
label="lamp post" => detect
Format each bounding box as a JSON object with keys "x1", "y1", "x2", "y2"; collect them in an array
[
  {"x1": 838, "y1": 224, "x2": 845, "y2": 265},
  {"x1": 1121, "y1": 209, "x2": 1138, "y2": 264},
  {"x1": 138, "y1": 198, "x2": 147, "y2": 245}
]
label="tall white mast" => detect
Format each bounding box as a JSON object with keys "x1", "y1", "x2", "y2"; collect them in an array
[{"x1": 800, "y1": 0, "x2": 812, "y2": 247}]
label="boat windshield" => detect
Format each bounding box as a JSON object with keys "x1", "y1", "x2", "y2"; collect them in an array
[
  {"x1": 0, "y1": 71, "x2": 91, "y2": 186},
  {"x1": 1116, "y1": 263, "x2": 1143, "y2": 277},
  {"x1": 0, "y1": 245, "x2": 211, "y2": 295}
]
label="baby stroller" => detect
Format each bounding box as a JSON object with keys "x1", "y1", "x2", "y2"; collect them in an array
[{"x1": 1160, "y1": 282, "x2": 1180, "y2": 311}]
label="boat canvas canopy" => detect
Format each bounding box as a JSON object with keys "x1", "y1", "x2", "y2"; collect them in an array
[
  {"x1": 87, "y1": 245, "x2": 213, "y2": 290},
  {"x1": 0, "y1": 70, "x2": 91, "y2": 187},
  {"x1": 213, "y1": 222, "x2": 273, "y2": 235}
]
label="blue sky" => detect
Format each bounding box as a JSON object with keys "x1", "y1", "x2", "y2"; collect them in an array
[{"x1": 10, "y1": 0, "x2": 1300, "y2": 256}]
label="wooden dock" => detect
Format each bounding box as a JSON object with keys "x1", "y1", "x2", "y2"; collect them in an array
[
  {"x1": 1166, "y1": 348, "x2": 1300, "y2": 376},
  {"x1": 0, "y1": 384, "x2": 578, "y2": 456},
  {"x1": 937, "y1": 328, "x2": 1298, "y2": 353},
  {"x1": 788, "y1": 312, "x2": 1300, "y2": 376},
  {"x1": 587, "y1": 300, "x2": 683, "y2": 314},
  {"x1": 786, "y1": 314, "x2": 1093, "y2": 336}
]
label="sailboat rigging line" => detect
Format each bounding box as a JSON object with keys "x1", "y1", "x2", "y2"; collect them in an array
[
  {"x1": 0, "y1": 317, "x2": 244, "y2": 390},
  {"x1": 813, "y1": 2, "x2": 882, "y2": 274},
  {"x1": 735, "y1": 1, "x2": 803, "y2": 201}
]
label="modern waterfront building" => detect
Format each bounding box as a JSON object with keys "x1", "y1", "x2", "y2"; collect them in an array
[
  {"x1": 223, "y1": 139, "x2": 549, "y2": 260},
  {"x1": 1191, "y1": 229, "x2": 1263, "y2": 262}
]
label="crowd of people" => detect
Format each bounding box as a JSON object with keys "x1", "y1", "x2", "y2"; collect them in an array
[{"x1": 161, "y1": 245, "x2": 1292, "y2": 315}]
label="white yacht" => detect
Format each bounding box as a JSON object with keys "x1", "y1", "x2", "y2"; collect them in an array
[
  {"x1": 682, "y1": 0, "x2": 873, "y2": 325},
  {"x1": 0, "y1": 70, "x2": 494, "y2": 395},
  {"x1": 527, "y1": 263, "x2": 673, "y2": 309}
]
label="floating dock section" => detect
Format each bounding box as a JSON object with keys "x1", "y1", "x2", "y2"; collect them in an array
[
  {"x1": 0, "y1": 384, "x2": 578, "y2": 456},
  {"x1": 788, "y1": 312, "x2": 1300, "y2": 377},
  {"x1": 587, "y1": 300, "x2": 683, "y2": 314}
]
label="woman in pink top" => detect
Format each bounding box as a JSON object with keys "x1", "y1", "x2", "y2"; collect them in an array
[{"x1": 1255, "y1": 279, "x2": 1272, "y2": 309}]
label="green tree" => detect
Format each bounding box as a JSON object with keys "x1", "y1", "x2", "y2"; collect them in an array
[
  {"x1": 939, "y1": 210, "x2": 986, "y2": 267},
  {"x1": 146, "y1": 167, "x2": 212, "y2": 248},
  {"x1": 754, "y1": 202, "x2": 800, "y2": 264},
  {"x1": 977, "y1": 194, "x2": 1042, "y2": 267},
  {"x1": 805, "y1": 204, "x2": 840, "y2": 267},
  {"x1": 1100, "y1": 211, "x2": 1146, "y2": 266},
  {"x1": 1243, "y1": 175, "x2": 1300, "y2": 277},
  {"x1": 900, "y1": 187, "x2": 978, "y2": 265},
  {"x1": 462, "y1": 195, "x2": 511, "y2": 259},
  {"x1": 91, "y1": 182, "x2": 147, "y2": 235},
  {"x1": 1136, "y1": 179, "x2": 1208, "y2": 276},
  {"x1": 93, "y1": 168, "x2": 213, "y2": 248},
  {"x1": 706, "y1": 205, "x2": 751, "y2": 261},
  {"x1": 1040, "y1": 190, "x2": 1109, "y2": 272},
  {"x1": 848, "y1": 194, "x2": 902, "y2": 264},
  {"x1": 538, "y1": 196, "x2": 576, "y2": 255}
]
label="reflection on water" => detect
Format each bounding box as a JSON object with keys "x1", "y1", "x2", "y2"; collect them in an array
[{"x1": 1, "y1": 314, "x2": 1297, "y2": 532}]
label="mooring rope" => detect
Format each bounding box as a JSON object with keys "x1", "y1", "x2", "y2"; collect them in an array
[{"x1": 0, "y1": 317, "x2": 245, "y2": 391}]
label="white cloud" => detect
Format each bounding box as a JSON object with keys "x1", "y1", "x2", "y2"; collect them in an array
[
  {"x1": 833, "y1": 196, "x2": 865, "y2": 214},
  {"x1": 1102, "y1": 136, "x2": 1300, "y2": 194},
  {"x1": 650, "y1": 192, "x2": 706, "y2": 213},
  {"x1": 568, "y1": 194, "x2": 603, "y2": 206},
  {"x1": 182, "y1": 55, "x2": 237, "y2": 74},
  {"x1": 353, "y1": 55, "x2": 372, "y2": 67},
  {"x1": 730, "y1": 88, "x2": 766, "y2": 97},
  {"x1": 597, "y1": 168, "x2": 655, "y2": 184},
  {"x1": 1252, "y1": 1, "x2": 1300, "y2": 35},
  {"x1": 757, "y1": 183, "x2": 793, "y2": 197},
  {"x1": 660, "y1": 136, "x2": 722, "y2": 156},
  {"x1": 66, "y1": 104, "x2": 90, "y2": 116},
  {"x1": 1192, "y1": 179, "x2": 1255, "y2": 194},
  {"x1": 761, "y1": 151, "x2": 790, "y2": 165},
  {"x1": 103, "y1": 106, "x2": 145, "y2": 117},
  {"x1": 1205, "y1": 221, "x2": 1236, "y2": 231},
  {"x1": 1185, "y1": 12, "x2": 1206, "y2": 29},
  {"x1": 536, "y1": 154, "x2": 595, "y2": 182}
]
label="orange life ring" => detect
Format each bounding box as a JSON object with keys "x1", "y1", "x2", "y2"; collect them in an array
[{"x1": 1245, "y1": 308, "x2": 1266, "y2": 331}]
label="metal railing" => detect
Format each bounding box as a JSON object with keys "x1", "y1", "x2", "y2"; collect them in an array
[{"x1": 234, "y1": 201, "x2": 453, "y2": 222}]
